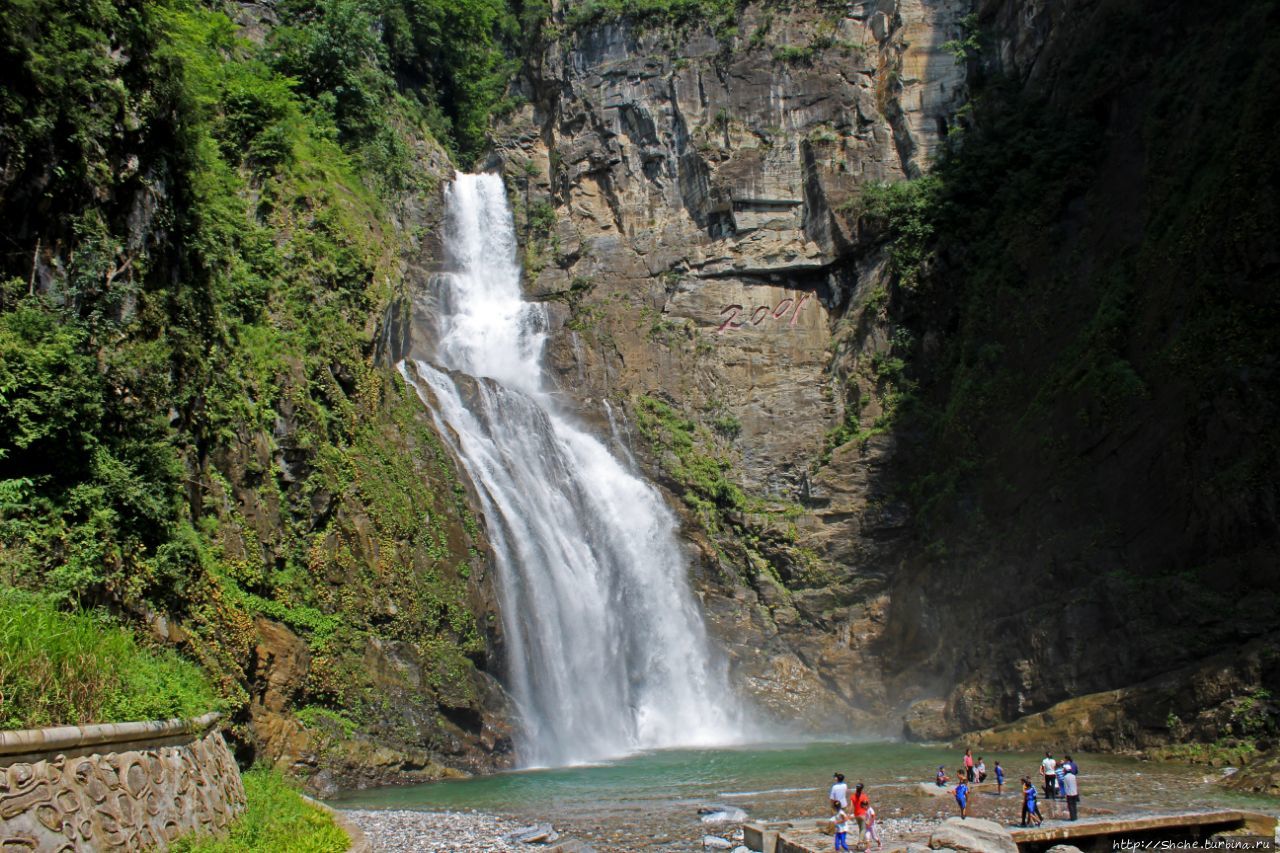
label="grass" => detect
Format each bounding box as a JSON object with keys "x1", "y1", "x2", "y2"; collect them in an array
[
  {"x1": 172, "y1": 767, "x2": 348, "y2": 853},
  {"x1": 0, "y1": 586, "x2": 220, "y2": 728}
]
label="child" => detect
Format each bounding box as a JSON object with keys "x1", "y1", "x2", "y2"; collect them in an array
[
  {"x1": 830, "y1": 802, "x2": 852, "y2": 852},
  {"x1": 994, "y1": 761, "x2": 1004, "y2": 795},
  {"x1": 1020, "y1": 778, "x2": 1042, "y2": 827},
  {"x1": 863, "y1": 805, "x2": 882, "y2": 851},
  {"x1": 935, "y1": 766, "x2": 949, "y2": 787},
  {"x1": 954, "y1": 775, "x2": 969, "y2": 820},
  {"x1": 976, "y1": 757, "x2": 987, "y2": 783}
]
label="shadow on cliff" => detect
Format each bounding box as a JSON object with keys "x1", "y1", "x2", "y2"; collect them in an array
[{"x1": 850, "y1": 0, "x2": 1280, "y2": 745}]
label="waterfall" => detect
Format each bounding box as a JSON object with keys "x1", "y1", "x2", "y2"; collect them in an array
[{"x1": 399, "y1": 173, "x2": 744, "y2": 767}]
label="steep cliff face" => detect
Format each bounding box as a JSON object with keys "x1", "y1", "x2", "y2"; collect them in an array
[
  {"x1": 867, "y1": 0, "x2": 1280, "y2": 745},
  {"x1": 488, "y1": 0, "x2": 1280, "y2": 747},
  {"x1": 487, "y1": 0, "x2": 970, "y2": 729}
]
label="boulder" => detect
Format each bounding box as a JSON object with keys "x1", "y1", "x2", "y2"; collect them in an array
[
  {"x1": 928, "y1": 817, "x2": 1018, "y2": 853},
  {"x1": 702, "y1": 806, "x2": 749, "y2": 823},
  {"x1": 913, "y1": 782, "x2": 957, "y2": 797},
  {"x1": 1046, "y1": 846, "x2": 1085, "y2": 853},
  {"x1": 546, "y1": 841, "x2": 596, "y2": 853},
  {"x1": 1221, "y1": 748, "x2": 1280, "y2": 796},
  {"x1": 508, "y1": 823, "x2": 559, "y2": 844},
  {"x1": 703, "y1": 836, "x2": 735, "y2": 850}
]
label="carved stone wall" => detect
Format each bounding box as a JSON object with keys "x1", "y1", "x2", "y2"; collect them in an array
[{"x1": 0, "y1": 717, "x2": 246, "y2": 851}]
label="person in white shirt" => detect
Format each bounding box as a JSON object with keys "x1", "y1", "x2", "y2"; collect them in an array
[
  {"x1": 1041, "y1": 753, "x2": 1058, "y2": 799},
  {"x1": 1062, "y1": 768, "x2": 1080, "y2": 820},
  {"x1": 830, "y1": 803, "x2": 852, "y2": 852},
  {"x1": 830, "y1": 773, "x2": 850, "y2": 809}
]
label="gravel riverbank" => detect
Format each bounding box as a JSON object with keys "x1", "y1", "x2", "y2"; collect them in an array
[
  {"x1": 340, "y1": 807, "x2": 941, "y2": 852},
  {"x1": 342, "y1": 809, "x2": 532, "y2": 852}
]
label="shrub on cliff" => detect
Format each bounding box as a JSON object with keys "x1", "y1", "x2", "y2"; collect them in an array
[{"x1": 0, "y1": 587, "x2": 220, "y2": 728}]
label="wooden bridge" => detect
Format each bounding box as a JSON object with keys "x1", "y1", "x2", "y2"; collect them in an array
[{"x1": 1009, "y1": 810, "x2": 1276, "y2": 852}]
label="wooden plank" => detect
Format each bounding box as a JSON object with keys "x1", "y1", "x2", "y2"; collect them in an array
[{"x1": 1010, "y1": 810, "x2": 1277, "y2": 845}]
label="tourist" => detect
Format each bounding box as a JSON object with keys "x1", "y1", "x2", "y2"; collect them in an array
[
  {"x1": 1062, "y1": 766, "x2": 1080, "y2": 821},
  {"x1": 963, "y1": 748, "x2": 975, "y2": 782},
  {"x1": 976, "y1": 757, "x2": 987, "y2": 783},
  {"x1": 935, "y1": 766, "x2": 949, "y2": 787},
  {"x1": 1041, "y1": 752, "x2": 1057, "y2": 799},
  {"x1": 831, "y1": 773, "x2": 850, "y2": 810},
  {"x1": 1062, "y1": 754, "x2": 1079, "y2": 775},
  {"x1": 1020, "y1": 778, "x2": 1043, "y2": 827},
  {"x1": 830, "y1": 802, "x2": 852, "y2": 852},
  {"x1": 863, "y1": 805, "x2": 882, "y2": 851},
  {"x1": 954, "y1": 774, "x2": 969, "y2": 820},
  {"x1": 850, "y1": 783, "x2": 870, "y2": 837},
  {"x1": 994, "y1": 761, "x2": 1004, "y2": 794},
  {"x1": 1054, "y1": 761, "x2": 1067, "y2": 809}
]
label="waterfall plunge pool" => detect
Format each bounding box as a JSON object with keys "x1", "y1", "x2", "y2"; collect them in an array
[{"x1": 332, "y1": 740, "x2": 1274, "y2": 850}]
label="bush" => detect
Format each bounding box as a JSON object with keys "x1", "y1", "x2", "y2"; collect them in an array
[
  {"x1": 0, "y1": 587, "x2": 219, "y2": 728},
  {"x1": 172, "y1": 767, "x2": 348, "y2": 853}
]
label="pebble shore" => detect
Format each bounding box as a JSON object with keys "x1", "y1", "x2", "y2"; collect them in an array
[
  {"x1": 340, "y1": 807, "x2": 942, "y2": 852},
  {"x1": 342, "y1": 809, "x2": 531, "y2": 852}
]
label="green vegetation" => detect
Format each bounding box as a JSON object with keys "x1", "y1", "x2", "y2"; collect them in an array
[
  {"x1": 831, "y1": 0, "x2": 1280, "y2": 676},
  {"x1": 172, "y1": 767, "x2": 348, "y2": 853},
  {"x1": 565, "y1": 0, "x2": 738, "y2": 32},
  {"x1": 0, "y1": 0, "x2": 493, "y2": 746},
  {"x1": 633, "y1": 394, "x2": 744, "y2": 523},
  {"x1": 941, "y1": 12, "x2": 980, "y2": 62},
  {"x1": 0, "y1": 587, "x2": 219, "y2": 728},
  {"x1": 1146, "y1": 739, "x2": 1261, "y2": 768},
  {"x1": 266, "y1": 0, "x2": 522, "y2": 161},
  {"x1": 772, "y1": 44, "x2": 817, "y2": 64}
]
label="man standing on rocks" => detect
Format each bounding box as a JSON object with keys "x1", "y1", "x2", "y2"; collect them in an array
[
  {"x1": 1062, "y1": 765, "x2": 1080, "y2": 821},
  {"x1": 1041, "y1": 752, "x2": 1058, "y2": 799},
  {"x1": 831, "y1": 773, "x2": 850, "y2": 810}
]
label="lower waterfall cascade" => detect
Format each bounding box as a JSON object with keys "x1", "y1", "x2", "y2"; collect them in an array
[{"x1": 399, "y1": 173, "x2": 748, "y2": 767}]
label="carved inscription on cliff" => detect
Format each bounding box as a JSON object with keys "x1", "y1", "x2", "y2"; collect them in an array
[{"x1": 716, "y1": 292, "x2": 813, "y2": 334}]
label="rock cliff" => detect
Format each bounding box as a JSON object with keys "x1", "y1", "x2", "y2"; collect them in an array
[
  {"x1": 485, "y1": 0, "x2": 970, "y2": 730},
  {"x1": 482, "y1": 0, "x2": 1280, "y2": 746}
]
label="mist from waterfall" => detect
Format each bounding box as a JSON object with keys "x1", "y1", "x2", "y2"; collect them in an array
[{"x1": 399, "y1": 173, "x2": 746, "y2": 767}]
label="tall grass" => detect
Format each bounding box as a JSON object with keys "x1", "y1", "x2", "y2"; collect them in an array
[
  {"x1": 0, "y1": 586, "x2": 219, "y2": 728},
  {"x1": 172, "y1": 768, "x2": 349, "y2": 853}
]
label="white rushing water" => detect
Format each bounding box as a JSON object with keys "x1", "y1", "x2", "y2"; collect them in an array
[{"x1": 399, "y1": 173, "x2": 744, "y2": 767}]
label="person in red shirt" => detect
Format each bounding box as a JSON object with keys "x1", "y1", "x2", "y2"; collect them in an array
[{"x1": 849, "y1": 782, "x2": 871, "y2": 837}]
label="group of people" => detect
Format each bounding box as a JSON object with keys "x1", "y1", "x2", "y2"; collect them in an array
[
  {"x1": 1032, "y1": 752, "x2": 1082, "y2": 823},
  {"x1": 936, "y1": 749, "x2": 1082, "y2": 825},
  {"x1": 825, "y1": 749, "x2": 1083, "y2": 848},
  {"x1": 827, "y1": 773, "x2": 881, "y2": 852}
]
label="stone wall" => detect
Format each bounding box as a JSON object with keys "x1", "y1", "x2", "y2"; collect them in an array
[{"x1": 0, "y1": 713, "x2": 246, "y2": 851}]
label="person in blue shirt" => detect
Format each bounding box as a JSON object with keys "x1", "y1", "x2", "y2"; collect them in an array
[
  {"x1": 954, "y1": 775, "x2": 969, "y2": 820},
  {"x1": 1020, "y1": 777, "x2": 1043, "y2": 827},
  {"x1": 994, "y1": 761, "x2": 1005, "y2": 795}
]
